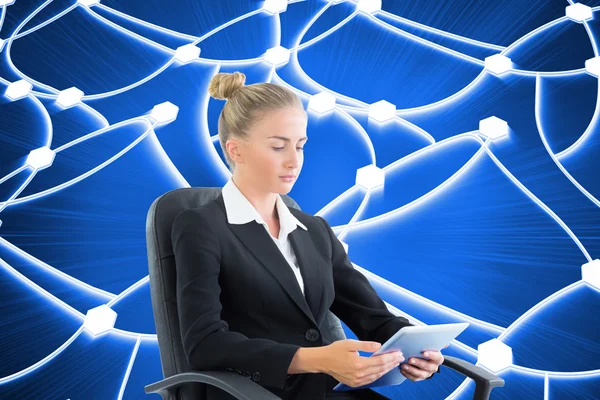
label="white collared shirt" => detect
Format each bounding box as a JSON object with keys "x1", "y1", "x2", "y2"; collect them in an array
[{"x1": 222, "y1": 178, "x2": 308, "y2": 296}]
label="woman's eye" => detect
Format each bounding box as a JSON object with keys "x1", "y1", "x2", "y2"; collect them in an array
[
  {"x1": 272, "y1": 147, "x2": 284, "y2": 151},
  {"x1": 297, "y1": 147, "x2": 304, "y2": 151}
]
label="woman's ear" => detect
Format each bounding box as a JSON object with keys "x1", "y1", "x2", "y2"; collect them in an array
[{"x1": 226, "y1": 138, "x2": 244, "y2": 164}]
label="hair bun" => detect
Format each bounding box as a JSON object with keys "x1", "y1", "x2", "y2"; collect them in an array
[{"x1": 208, "y1": 72, "x2": 246, "y2": 100}]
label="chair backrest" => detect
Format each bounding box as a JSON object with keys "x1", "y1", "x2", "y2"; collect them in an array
[{"x1": 145, "y1": 187, "x2": 346, "y2": 400}]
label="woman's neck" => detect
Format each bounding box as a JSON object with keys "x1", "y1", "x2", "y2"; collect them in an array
[{"x1": 231, "y1": 175, "x2": 278, "y2": 222}]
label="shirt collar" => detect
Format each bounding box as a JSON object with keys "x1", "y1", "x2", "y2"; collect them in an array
[{"x1": 222, "y1": 178, "x2": 307, "y2": 235}]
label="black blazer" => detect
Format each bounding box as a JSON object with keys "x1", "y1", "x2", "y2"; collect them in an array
[{"x1": 171, "y1": 193, "x2": 412, "y2": 399}]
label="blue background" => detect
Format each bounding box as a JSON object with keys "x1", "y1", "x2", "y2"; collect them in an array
[{"x1": 0, "y1": 0, "x2": 599, "y2": 399}]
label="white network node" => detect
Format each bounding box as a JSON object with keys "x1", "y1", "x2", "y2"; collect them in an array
[
  {"x1": 77, "y1": 0, "x2": 100, "y2": 6},
  {"x1": 56, "y1": 87, "x2": 84, "y2": 108},
  {"x1": 485, "y1": 54, "x2": 512, "y2": 76},
  {"x1": 264, "y1": 46, "x2": 290, "y2": 67},
  {"x1": 150, "y1": 101, "x2": 179, "y2": 124},
  {"x1": 340, "y1": 240, "x2": 349, "y2": 254},
  {"x1": 83, "y1": 304, "x2": 118, "y2": 336},
  {"x1": 582, "y1": 259, "x2": 600, "y2": 290},
  {"x1": 26, "y1": 147, "x2": 56, "y2": 170},
  {"x1": 356, "y1": 164, "x2": 385, "y2": 189},
  {"x1": 479, "y1": 116, "x2": 509, "y2": 140},
  {"x1": 5, "y1": 79, "x2": 32, "y2": 101},
  {"x1": 308, "y1": 92, "x2": 336, "y2": 114},
  {"x1": 368, "y1": 100, "x2": 396, "y2": 123},
  {"x1": 477, "y1": 339, "x2": 513, "y2": 373},
  {"x1": 565, "y1": 3, "x2": 593, "y2": 23},
  {"x1": 585, "y1": 57, "x2": 600, "y2": 78},
  {"x1": 263, "y1": 0, "x2": 287, "y2": 14},
  {"x1": 356, "y1": 0, "x2": 381, "y2": 14},
  {"x1": 0, "y1": 0, "x2": 16, "y2": 6},
  {"x1": 175, "y1": 43, "x2": 201, "y2": 63}
]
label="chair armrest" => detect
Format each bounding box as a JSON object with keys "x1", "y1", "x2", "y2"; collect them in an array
[
  {"x1": 144, "y1": 371, "x2": 281, "y2": 400},
  {"x1": 442, "y1": 356, "x2": 505, "y2": 400}
]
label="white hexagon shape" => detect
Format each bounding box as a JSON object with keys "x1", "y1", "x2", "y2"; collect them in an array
[
  {"x1": 5, "y1": 79, "x2": 32, "y2": 101},
  {"x1": 485, "y1": 54, "x2": 512, "y2": 76},
  {"x1": 356, "y1": 0, "x2": 381, "y2": 14},
  {"x1": 477, "y1": 339, "x2": 513, "y2": 373},
  {"x1": 566, "y1": 3, "x2": 592, "y2": 23},
  {"x1": 368, "y1": 100, "x2": 396, "y2": 123},
  {"x1": 149, "y1": 101, "x2": 179, "y2": 125},
  {"x1": 356, "y1": 164, "x2": 385, "y2": 189},
  {"x1": 264, "y1": 46, "x2": 290, "y2": 67},
  {"x1": 78, "y1": 0, "x2": 100, "y2": 6},
  {"x1": 479, "y1": 116, "x2": 509, "y2": 140},
  {"x1": 56, "y1": 87, "x2": 84, "y2": 108},
  {"x1": 263, "y1": 0, "x2": 287, "y2": 14},
  {"x1": 26, "y1": 147, "x2": 56, "y2": 170},
  {"x1": 585, "y1": 57, "x2": 600, "y2": 77},
  {"x1": 174, "y1": 43, "x2": 201, "y2": 64},
  {"x1": 582, "y1": 259, "x2": 600, "y2": 290},
  {"x1": 0, "y1": 0, "x2": 16, "y2": 6},
  {"x1": 308, "y1": 92, "x2": 336, "y2": 114},
  {"x1": 83, "y1": 304, "x2": 117, "y2": 336}
]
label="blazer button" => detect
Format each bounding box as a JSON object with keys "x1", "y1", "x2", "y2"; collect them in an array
[
  {"x1": 305, "y1": 328, "x2": 320, "y2": 342},
  {"x1": 252, "y1": 372, "x2": 261, "y2": 382},
  {"x1": 243, "y1": 371, "x2": 251, "y2": 378}
]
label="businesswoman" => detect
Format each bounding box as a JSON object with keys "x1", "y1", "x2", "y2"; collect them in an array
[{"x1": 171, "y1": 72, "x2": 444, "y2": 400}]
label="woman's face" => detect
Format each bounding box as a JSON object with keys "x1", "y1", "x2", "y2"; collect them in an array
[{"x1": 231, "y1": 106, "x2": 308, "y2": 195}]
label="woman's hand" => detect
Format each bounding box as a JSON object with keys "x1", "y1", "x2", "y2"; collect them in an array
[
  {"x1": 320, "y1": 339, "x2": 405, "y2": 388},
  {"x1": 400, "y1": 350, "x2": 444, "y2": 382}
]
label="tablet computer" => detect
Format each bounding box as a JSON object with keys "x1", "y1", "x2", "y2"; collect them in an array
[{"x1": 334, "y1": 322, "x2": 469, "y2": 391}]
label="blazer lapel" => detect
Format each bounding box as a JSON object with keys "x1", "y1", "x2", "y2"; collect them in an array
[{"x1": 215, "y1": 194, "x2": 319, "y2": 326}]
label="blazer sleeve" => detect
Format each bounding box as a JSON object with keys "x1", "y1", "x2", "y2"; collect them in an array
[
  {"x1": 317, "y1": 216, "x2": 441, "y2": 378},
  {"x1": 316, "y1": 215, "x2": 412, "y2": 343},
  {"x1": 172, "y1": 209, "x2": 301, "y2": 390}
]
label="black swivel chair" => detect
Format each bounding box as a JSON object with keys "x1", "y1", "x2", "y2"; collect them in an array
[{"x1": 144, "y1": 188, "x2": 505, "y2": 400}]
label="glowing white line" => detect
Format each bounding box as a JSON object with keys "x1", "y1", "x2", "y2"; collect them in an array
[
  {"x1": 0, "y1": 326, "x2": 84, "y2": 384},
  {"x1": 290, "y1": 0, "x2": 369, "y2": 108},
  {"x1": 0, "y1": 257, "x2": 84, "y2": 318},
  {"x1": 374, "y1": 9, "x2": 506, "y2": 51},
  {"x1": 82, "y1": 6, "x2": 174, "y2": 54},
  {"x1": 511, "y1": 68, "x2": 587, "y2": 77},
  {"x1": 4, "y1": 0, "x2": 61, "y2": 94},
  {"x1": 12, "y1": 3, "x2": 78, "y2": 40},
  {"x1": 193, "y1": 9, "x2": 264, "y2": 45},
  {"x1": 82, "y1": 59, "x2": 176, "y2": 100},
  {"x1": 146, "y1": 132, "x2": 190, "y2": 188},
  {"x1": 512, "y1": 364, "x2": 600, "y2": 378},
  {"x1": 117, "y1": 336, "x2": 141, "y2": 400},
  {"x1": 0, "y1": 237, "x2": 116, "y2": 299},
  {"x1": 544, "y1": 372, "x2": 549, "y2": 400},
  {"x1": 535, "y1": 74, "x2": 600, "y2": 208},
  {"x1": 0, "y1": 119, "x2": 154, "y2": 208},
  {"x1": 0, "y1": 6, "x2": 5, "y2": 31},
  {"x1": 337, "y1": 108, "x2": 376, "y2": 164},
  {"x1": 338, "y1": 189, "x2": 372, "y2": 241},
  {"x1": 53, "y1": 117, "x2": 144, "y2": 153},
  {"x1": 95, "y1": 3, "x2": 199, "y2": 41},
  {"x1": 367, "y1": 14, "x2": 486, "y2": 66},
  {"x1": 357, "y1": 264, "x2": 506, "y2": 332},
  {"x1": 497, "y1": 281, "x2": 583, "y2": 342},
  {"x1": 329, "y1": 132, "x2": 592, "y2": 263},
  {"x1": 481, "y1": 146, "x2": 592, "y2": 263},
  {"x1": 0, "y1": 168, "x2": 37, "y2": 213},
  {"x1": 296, "y1": 10, "x2": 358, "y2": 51},
  {"x1": 0, "y1": 165, "x2": 27, "y2": 185},
  {"x1": 315, "y1": 185, "x2": 359, "y2": 217},
  {"x1": 107, "y1": 276, "x2": 149, "y2": 307}
]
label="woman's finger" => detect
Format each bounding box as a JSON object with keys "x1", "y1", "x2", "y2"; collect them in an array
[
  {"x1": 408, "y1": 357, "x2": 440, "y2": 373},
  {"x1": 422, "y1": 351, "x2": 444, "y2": 364},
  {"x1": 401, "y1": 368, "x2": 425, "y2": 382},
  {"x1": 401, "y1": 363, "x2": 433, "y2": 379}
]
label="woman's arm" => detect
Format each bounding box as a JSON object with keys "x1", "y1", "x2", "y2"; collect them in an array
[
  {"x1": 316, "y1": 216, "x2": 413, "y2": 343},
  {"x1": 172, "y1": 209, "x2": 301, "y2": 389}
]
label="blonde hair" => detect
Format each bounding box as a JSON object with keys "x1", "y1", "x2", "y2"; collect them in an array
[{"x1": 207, "y1": 72, "x2": 305, "y2": 171}]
